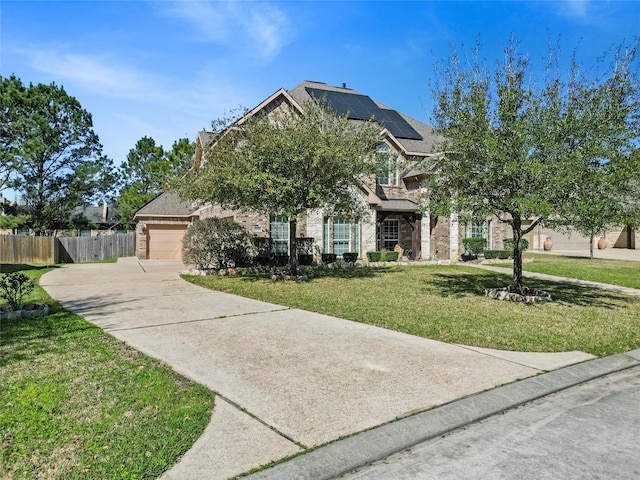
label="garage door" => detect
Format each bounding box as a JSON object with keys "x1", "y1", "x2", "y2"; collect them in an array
[
  {"x1": 545, "y1": 229, "x2": 591, "y2": 250},
  {"x1": 147, "y1": 225, "x2": 187, "y2": 259}
]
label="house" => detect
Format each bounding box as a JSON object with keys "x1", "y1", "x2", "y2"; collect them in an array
[
  {"x1": 133, "y1": 81, "x2": 536, "y2": 261},
  {"x1": 70, "y1": 202, "x2": 123, "y2": 235}
]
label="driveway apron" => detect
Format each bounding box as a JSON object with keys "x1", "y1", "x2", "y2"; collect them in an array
[{"x1": 40, "y1": 257, "x2": 594, "y2": 479}]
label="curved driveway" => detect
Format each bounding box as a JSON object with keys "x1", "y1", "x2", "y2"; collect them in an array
[{"x1": 41, "y1": 257, "x2": 594, "y2": 479}]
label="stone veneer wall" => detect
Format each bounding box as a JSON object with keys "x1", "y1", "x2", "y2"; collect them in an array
[
  {"x1": 430, "y1": 215, "x2": 451, "y2": 260},
  {"x1": 199, "y1": 205, "x2": 271, "y2": 237}
]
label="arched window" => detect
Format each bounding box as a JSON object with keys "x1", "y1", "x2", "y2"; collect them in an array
[{"x1": 376, "y1": 144, "x2": 398, "y2": 186}]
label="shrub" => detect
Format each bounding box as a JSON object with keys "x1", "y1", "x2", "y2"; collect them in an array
[
  {"x1": 367, "y1": 251, "x2": 381, "y2": 262},
  {"x1": 0, "y1": 272, "x2": 35, "y2": 311},
  {"x1": 182, "y1": 217, "x2": 254, "y2": 269},
  {"x1": 342, "y1": 252, "x2": 358, "y2": 263},
  {"x1": 383, "y1": 251, "x2": 399, "y2": 261},
  {"x1": 322, "y1": 253, "x2": 337, "y2": 264},
  {"x1": 503, "y1": 238, "x2": 529, "y2": 251},
  {"x1": 462, "y1": 237, "x2": 487, "y2": 256},
  {"x1": 367, "y1": 251, "x2": 398, "y2": 262},
  {"x1": 298, "y1": 254, "x2": 314, "y2": 266},
  {"x1": 274, "y1": 255, "x2": 289, "y2": 267},
  {"x1": 484, "y1": 250, "x2": 512, "y2": 260},
  {"x1": 295, "y1": 237, "x2": 314, "y2": 255},
  {"x1": 251, "y1": 237, "x2": 273, "y2": 265}
]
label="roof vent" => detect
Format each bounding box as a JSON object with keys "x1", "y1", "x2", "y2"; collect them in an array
[{"x1": 342, "y1": 83, "x2": 347, "y2": 88}]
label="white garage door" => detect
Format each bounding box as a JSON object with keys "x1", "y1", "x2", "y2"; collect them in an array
[
  {"x1": 147, "y1": 225, "x2": 187, "y2": 259},
  {"x1": 545, "y1": 229, "x2": 591, "y2": 251}
]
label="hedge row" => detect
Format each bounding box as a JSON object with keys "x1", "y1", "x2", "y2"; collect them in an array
[
  {"x1": 483, "y1": 250, "x2": 512, "y2": 259},
  {"x1": 366, "y1": 251, "x2": 399, "y2": 262}
]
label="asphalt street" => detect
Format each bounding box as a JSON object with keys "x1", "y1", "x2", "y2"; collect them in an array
[{"x1": 342, "y1": 366, "x2": 640, "y2": 480}]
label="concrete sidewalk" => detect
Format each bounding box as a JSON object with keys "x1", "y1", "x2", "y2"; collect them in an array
[
  {"x1": 41, "y1": 258, "x2": 597, "y2": 479},
  {"x1": 464, "y1": 248, "x2": 640, "y2": 297},
  {"x1": 532, "y1": 248, "x2": 640, "y2": 262}
]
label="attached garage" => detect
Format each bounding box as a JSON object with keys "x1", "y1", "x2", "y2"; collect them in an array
[
  {"x1": 134, "y1": 192, "x2": 200, "y2": 260},
  {"x1": 146, "y1": 224, "x2": 187, "y2": 259}
]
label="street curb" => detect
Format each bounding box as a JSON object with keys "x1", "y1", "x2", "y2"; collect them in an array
[{"x1": 244, "y1": 350, "x2": 640, "y2": 480}]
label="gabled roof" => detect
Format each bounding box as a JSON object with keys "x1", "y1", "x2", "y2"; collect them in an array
[
  {"x1": 71, "y1": 204, "x2": 119, "y2": 225},
  {"x1": 197, "y1": 81, "x2": 444, "y2": 160},
  {"x1": 134, "y1": 192, "x2": 200, "y2": 218}
]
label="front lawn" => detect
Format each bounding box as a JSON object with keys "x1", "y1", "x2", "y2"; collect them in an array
[
  {"x1": 1, "y1": 265, "x2": 214, "y2": 479},
  {"x1": 185, "y1": 265, "x2": 640, "y2": 357},
  {"x1": 521, "y1": 253, "x2": 640, "y2": 289}
]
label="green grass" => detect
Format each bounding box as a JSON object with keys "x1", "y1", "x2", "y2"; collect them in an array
[
  {"x1": 185, "y1": 265, "x2": 640, "y2": 357},
  {"x1": 521, "y1": 253, "x2": 640, "y2": 289},
  {"x1": 1, "y1": 264, "x2": 215, "y2": 479}
]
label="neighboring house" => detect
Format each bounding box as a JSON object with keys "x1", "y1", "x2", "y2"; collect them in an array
[
  {"x1": 532, "y1": 225, "x2": 637, "y2": 251},
  {"x1": 70, "y1": 202, "x2": 123, "y2": 235}
]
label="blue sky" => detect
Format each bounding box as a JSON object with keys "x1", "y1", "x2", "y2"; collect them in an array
[{"x1": 2, "y1": 0, "x2": 639, "y2": 170}]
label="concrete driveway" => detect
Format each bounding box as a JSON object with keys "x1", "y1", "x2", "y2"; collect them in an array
[{"x1": 40, "y1": 257, "x2": 594, "y2": 479}]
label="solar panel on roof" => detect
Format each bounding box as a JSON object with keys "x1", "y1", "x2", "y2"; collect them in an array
[
  {"x1": 305, "y1": 87, "x2": 422, "y2": 140},
  {"x1": 305, "y1": 87, "x2": 379, "y2": 120},
  {"x1": 376, "y1": 109, "x2": 423, "y2": 140}
]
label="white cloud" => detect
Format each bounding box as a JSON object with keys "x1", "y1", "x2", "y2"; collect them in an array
[
  {"x1": 10, "y1": 44, "x2": 253, "y2": 163},
  {"x1": 159, "y1": 0, "x2": 292, "y2": 61},
  {"x1": 16, "y1": 47, "x2": 160, "y2": 100},
  {"x1": 562, "y1": 0, "x2": 589, "y2": 18}
]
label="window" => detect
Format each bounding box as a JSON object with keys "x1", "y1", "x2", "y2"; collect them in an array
[
  {"x1": 333, "y1": 219, "x2": 351, "y2": 256},
  {"x1": 467, "y1": 219, "x2": 492, "y2": 249},
  {"x1": 382, "y1": 219, "x2": 399, "y2": 251},
  {"x1": 270, "y1": 216, "x2": 289, "y2": 254},
  {"x1": 469, "y1": 221, "x2": 485, "y2": 238},
  {"x1": 376, "y1": 145, "x2": 398, "y2": 186},
  {"x1": 323, "y1": 218, "x2": 361, "y2": 255}
]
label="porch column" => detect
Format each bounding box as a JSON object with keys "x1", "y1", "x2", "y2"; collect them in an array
[
  {"x1": 361, "y1": 210, "x2": 377, "y2": 257},
  {"x1": 421, "y1": 212, "x2": 431, "y2": 260},
  {"x1": 306, "y1": 210, "x2": 324, "y2": 258},
  {"x1": 412, "y1": 215, "x2": 422, "y2": 259},
  {"x1": 449, "y1": 213, "x2": 460, "y2": 262}
]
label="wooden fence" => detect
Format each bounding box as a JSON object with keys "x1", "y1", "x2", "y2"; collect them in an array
[
  {"x1": 0, "y1": 235, "x2": 57, "y2": 264},
  {"x1": 0, "y1": 233, "x2": 136, "y2": 264}
]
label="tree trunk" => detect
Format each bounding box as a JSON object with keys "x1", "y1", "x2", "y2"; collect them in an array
[
  {"x1": 511, "y1": 215, "x2": 524, "y2": 293},
  {"x1": 289, "y1": 218, "x2": 298, "y2": 275},
  {"x1": 589, "y1": 234, "x2": 594, "y2": 260}
]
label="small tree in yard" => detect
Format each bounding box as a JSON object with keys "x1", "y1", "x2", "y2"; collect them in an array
[
  {"x1": 182, "y1": 217, "x2": 254, "y2": 270},
  {"x1": 422, "y1": 37, "x2": 640, "y2": 294},
  {"x1": 0, "y1": 273, "x2": 35, "y2": 311},
  {"x1": 173, "y1": 100, "x2": 382, "y2": 273}
]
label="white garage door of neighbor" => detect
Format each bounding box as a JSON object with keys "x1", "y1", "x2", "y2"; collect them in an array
[
  {"x1": 147, "y1": 225, "x2": 186, "y2": 259},
  {"x1": 546, "y1": 230, "x2": 591, "y2": 250}
]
